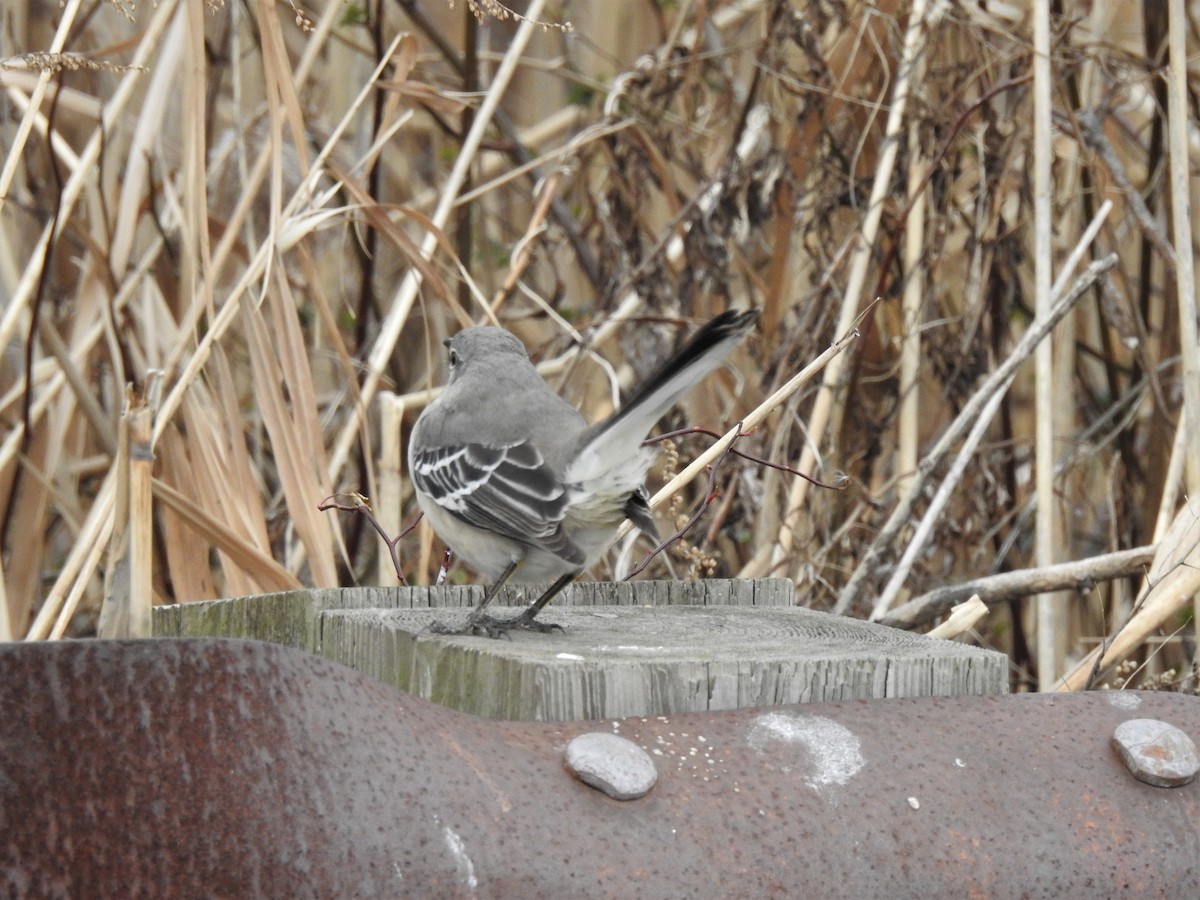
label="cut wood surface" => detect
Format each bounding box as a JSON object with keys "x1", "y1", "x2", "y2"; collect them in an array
[
  {"x1": 155, "y1": 579, "x2": 1007, "y2": 720},
  {"x1": 322, "y1": 604, "x2": 1007, "y2": 720},
  {"x1": 153, "y1": 577, "x2": 797, "y2": 648}
]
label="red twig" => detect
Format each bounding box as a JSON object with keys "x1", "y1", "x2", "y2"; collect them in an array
[
  {"x1": 647, "y1": 426, "x2": 848, "y2": 490},
  {"x1": 436, "y1": 548, "x2": 452, "y2": 586},
  {"x1": 317, "y1": 492, "x2": 421, "y2": 584}
]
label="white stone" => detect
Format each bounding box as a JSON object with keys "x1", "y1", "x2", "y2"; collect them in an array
[{"x1": 565, "y1": 732, "x2": 658, "y2": 800}]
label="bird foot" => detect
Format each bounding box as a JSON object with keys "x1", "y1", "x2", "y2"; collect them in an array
[
  {"x1": 428, "y1": 610, "x2": 564, "y2": 639},
  {"x1": 505, "y1": 611, "x2": 565, "y2": 634}
]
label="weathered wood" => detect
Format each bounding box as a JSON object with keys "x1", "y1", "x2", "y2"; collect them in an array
[
  {"x1": 154, "y1": 590, "x2": 318, "y2": 648},
  {"x1": 152, "y1": 580, "x2": 1003, "y2": 724},
  {"x1": 318, "y1": 605, "x2": 1007, "y2": 720},
  {"x1": 152, "y1": 578, "x2": 797, "y2": 652},
  {"x1": 154, "y1": 579, "x2": 1007, "y2": 721}
]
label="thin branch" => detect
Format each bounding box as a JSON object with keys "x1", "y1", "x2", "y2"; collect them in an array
[
  {"x1": 318, "y1": 492, "x2": 419, "y2": 584},
  {"x1": 879, "y1": 545, "x2": 1157, "y2": 630},
  {"x1": 648, "y1": 426, "x2": 848, "y2": 489}
]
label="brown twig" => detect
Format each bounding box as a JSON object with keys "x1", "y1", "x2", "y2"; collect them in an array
[
  {"x1": 318, "y1": 492, "x2": 419, "y2": 585},
  {"x1": 648, "y1": 426, "x2": 848, "y2": 490}
]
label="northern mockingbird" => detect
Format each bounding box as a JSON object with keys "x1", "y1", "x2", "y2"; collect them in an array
[{"x1": 409, "y1": 309, "x2": 757, "y2": 636}]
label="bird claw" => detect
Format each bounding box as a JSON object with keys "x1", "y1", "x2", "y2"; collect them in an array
[
  {"x1": 427, "y1": 615, "x2": 510, "y2": 639},
  {"x1": 427, "y1": 610, "x2": 564, "y2": 639},
  {"x1": 507, "y1": 613, "x2": 565, "y2": 635}
]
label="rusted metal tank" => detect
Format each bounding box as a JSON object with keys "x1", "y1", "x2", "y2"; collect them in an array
[{"x1": 2, "y1": 638, "x2": 1196, "y2": 897}]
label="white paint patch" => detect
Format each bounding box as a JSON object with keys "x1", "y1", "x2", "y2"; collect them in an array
[
  {"x1": 1106, "y1": 691, "x2": 1142, "y2": 710},
  {"x1": 615, "y1": 645, "x2": 666, "y2": 652},
  {"x1": 747, "y1": 712, "x2": 865, "y2": 791},
  {"x1": 591, "y1": 645, "x2": 668, "y2": 654},
  {"x1": 443, "y1": 826, "x2": 477, "y2": 890}
]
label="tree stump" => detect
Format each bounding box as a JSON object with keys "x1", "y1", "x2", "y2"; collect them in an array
[{"x1": 154, "y1": 579, "x2": 1007, "y2": 720}]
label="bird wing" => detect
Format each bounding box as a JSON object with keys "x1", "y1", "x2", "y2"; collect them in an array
[{"x1": 410, "y1": 440, "x2": 586, "y2": 566}]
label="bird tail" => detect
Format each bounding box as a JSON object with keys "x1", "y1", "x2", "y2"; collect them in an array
[{"x1": 566, "y1": 309, "x2": 758, "y2": 487}]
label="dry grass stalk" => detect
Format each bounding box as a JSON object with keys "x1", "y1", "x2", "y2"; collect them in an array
[
  {"x1": 376, "y1": 393, "x2": 406, "y2": 585},
  {"x1": 98, "y1": 388, "x2": 154, "y2": 637},
  {"x1": 897, "y1": 72, "x2": 929, "y2": 503},
  {"x1": 1165, "y1": 0, "x2": 1200, "y2": 489},
  {"x1": 926, "y1": 595, "x2": 988, "y2": 641},
  {"x1": 1033, "y1": 0, "x2": 1062, "y2": 688}
]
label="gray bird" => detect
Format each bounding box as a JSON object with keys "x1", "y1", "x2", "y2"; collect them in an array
[{"x1": 409, "y1": 309, "x2": 757, "y2": 636}]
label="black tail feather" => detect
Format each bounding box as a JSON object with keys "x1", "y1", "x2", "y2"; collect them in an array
[{"x1": 600, "y1": 309, "x2": 758, "y2": 434}]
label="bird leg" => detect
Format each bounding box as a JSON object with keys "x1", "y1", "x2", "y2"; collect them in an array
[
  {"x1": 502, "y1": 572, "x2": 575, "y2": 632},
  {"x1": 428, "y1": 567, "x2": 575, "y2": 638},
  {"x1": 428, "y1": 560, "x2": 519, "y2": 636}
]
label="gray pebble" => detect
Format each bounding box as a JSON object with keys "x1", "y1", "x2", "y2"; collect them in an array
[
  {"x1": 565, "y1": 732, "x2": 658, "y2": 800},
  {"x1": 1112, "y1": 718, "x2": 1200, "y2": 788}
]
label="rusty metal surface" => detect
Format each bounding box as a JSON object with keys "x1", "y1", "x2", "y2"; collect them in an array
[{"x1": 1, "y1": 638, "x2": 1197, "y2": 898}]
